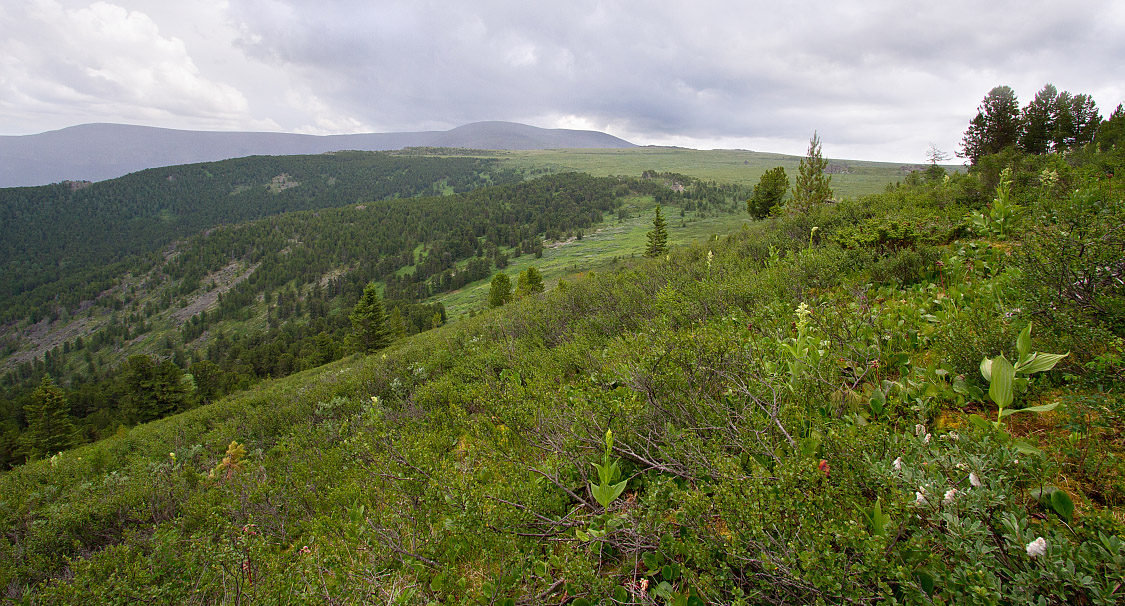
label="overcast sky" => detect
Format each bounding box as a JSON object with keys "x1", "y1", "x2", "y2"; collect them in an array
[{"x1": 2, "y1": 0, "x2": 1122, "y2": 162}]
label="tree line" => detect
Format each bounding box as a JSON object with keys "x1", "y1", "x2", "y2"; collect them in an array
[{"x1": 960, "y1": 84, "x2": 1124, "y2": 164}]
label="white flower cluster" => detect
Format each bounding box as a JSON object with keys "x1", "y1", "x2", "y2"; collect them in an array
[{"x1": 1026, "y1": 537, "x2": 1047, "y2": 558}]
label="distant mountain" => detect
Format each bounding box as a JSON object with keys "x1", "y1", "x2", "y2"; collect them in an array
[{"x1": 0, "y1": 121, "x2": 635, "y2": 187}]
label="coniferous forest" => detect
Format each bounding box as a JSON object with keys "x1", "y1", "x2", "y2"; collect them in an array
[{"x1": 1, "y1": 86, "x2": 1124, "y2": 604}]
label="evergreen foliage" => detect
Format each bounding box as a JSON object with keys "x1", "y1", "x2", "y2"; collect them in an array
[
  {"x1": 962, "y1": 84, "x2": 1104, "y2": 164},
  {"x1": 961, "y1": 85, "x2": 1022, "y2": 164},
  {"x1": 515, "y1": 267, "x2": 545, "y2": 298},
  {"x1": 792, "y1": 131, "x2": 833, "y2": 213},
  {"x1": 488, "y1": 272, "x2": 513, "y2": 308},
  {"x1": 22, "y1": 376, "x2": 76, "y2": 459},
  {"x1": 350, "y1": 282, "x2": 392, "y2": 352},
  {"x1": 747, "y1": 166, "x2": 788, "y2": 218},
  {"x1": 644, "y1": 206, "x2": 668, "y2": 257}
]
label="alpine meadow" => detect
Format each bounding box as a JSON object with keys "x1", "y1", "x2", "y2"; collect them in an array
[{"x1": 2, "y1": 84, "x2": 1125, "y2": 606}]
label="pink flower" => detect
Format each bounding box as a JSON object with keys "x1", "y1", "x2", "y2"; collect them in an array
[{"x1": 818, "y1": 459, "x2": 830, "y2": 477}]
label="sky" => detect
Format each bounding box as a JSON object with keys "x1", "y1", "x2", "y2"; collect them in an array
[{"x1": 1, "y1": 0, "x2": 1122, "y2": 163}]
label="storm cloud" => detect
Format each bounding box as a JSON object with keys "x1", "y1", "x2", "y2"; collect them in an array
[{"x1": 2, "y1": 0, "x2": 1122, "y2": 161}]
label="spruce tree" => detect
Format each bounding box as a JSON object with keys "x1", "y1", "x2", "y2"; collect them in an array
[
  {"x1": 351, "y1": 282, "x2": 392, "y2": 352},
  {"x1": 792, "y1": 131, "x2": 833, "y2": 214},
  {"x1": 645, "y1": 206, "x2": 669, "y2": 258},
  {"x1": 24, "y1": 375, "x2": 77, "y2": 459}
]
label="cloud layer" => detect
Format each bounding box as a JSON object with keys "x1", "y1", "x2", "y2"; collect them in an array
[{"x1": 3, "y1": 0, "x2": 1123, "y2": 161}]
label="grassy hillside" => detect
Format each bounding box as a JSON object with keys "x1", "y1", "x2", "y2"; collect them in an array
[
  {"x1": 497, "y1": 146, "x2": 935, "y2": 198},
  {"x1": 2, "y1": 145, "x2": 1122, "y2": 604}
]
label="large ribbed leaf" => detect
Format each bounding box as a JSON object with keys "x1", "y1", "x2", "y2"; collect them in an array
[
  {"x1": 988, "y1": 354, "x2": 1014, "y2": 411},
  {"x1": 1015, "y1": 351, "x2": 1069, "y2": 375}
]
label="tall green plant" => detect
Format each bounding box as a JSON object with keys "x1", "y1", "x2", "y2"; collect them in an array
[
  {"x1": 979, "y1": 323, "x2": 1067, "y2": 428},
  {"x1": 589, "y1": 429, "x2": 627, "y2": 509}
]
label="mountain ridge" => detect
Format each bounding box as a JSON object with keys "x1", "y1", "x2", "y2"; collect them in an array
[{"x1": 0, "y1": 121, "x2": 635, "y2": 187}]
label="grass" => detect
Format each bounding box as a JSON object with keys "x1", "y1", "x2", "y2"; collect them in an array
[
  {"x1": 431, "y1": 198, "x2": 751, "y2": 319},
  {"x1": 432, "y1": 147, "x2": 942, "y2": 200}
]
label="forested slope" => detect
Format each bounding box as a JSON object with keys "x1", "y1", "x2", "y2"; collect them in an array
[
  {"x1": 0, "y1": 152, "x2": 519, "y2": 324},
  {"x1": 1, "y1": 169, "x2": 753, "y2": 467},
  {"x1": 1, "y1": 137, "x2": 1122, "y2": 604}
]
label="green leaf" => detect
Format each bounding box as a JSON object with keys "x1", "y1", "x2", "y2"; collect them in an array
[
  {"x1": 872, "y1": 499, "x2": 890, "y2": 537},
  {"x1": 1051, "y1": 489, "x2": 1075, "y2": 524},
  {"x1": 999, "y1": 401, "x2": 1060, "y2": 417},
  {"x1": 1015, "y1": 351, "x2": 1069, "y2": 375},
  {"x1": 916, "y1": 570, "x2": 935, "y2": 596},
  {"x1": 968, "y1": 414, "x2": 992, "y2": 431},
  {"x1": 987, "y1": 354, "x2": 1015, "y2": 411},
  {"x1": 1012, "y1": 439, "x2": 1043, "y2": 456},
  {"x1": 575, "y1": 528, "x2": 590, "y2": 542},
  {"x1": 1017, "y1": 323, "x2": 1032, "y2": 361},
  {"x1": 643, "y1": 552, "x2": 663, "y2": 571},
  {"x1": 590, "y1": 478, "x2": 627, "y2": 508},
  {"x1": 869, "y1": 389, "x2": 886, "y2": 417},
  {"x1": 980, "y1": 357, "x2": 993, "y2": 382}
]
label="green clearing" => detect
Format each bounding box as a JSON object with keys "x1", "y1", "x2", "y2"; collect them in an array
[
  {"x1": 484, "y1": 146, "x2": 940, "y2": 199},
  {"x1": 434, "y1": 198, "x2": 751, "y2": 319}
]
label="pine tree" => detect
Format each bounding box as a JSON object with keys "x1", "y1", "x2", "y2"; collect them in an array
[
  {"x1": 960, "y1": 85, "x2": 1020, "y2": 164},
  {"x1": 792, "y1": 131, "x2": 833, "y2": 213},
  {"x1": 488, "y1": 272, "x2": 512, "y2": 308},
  {"x1": 24, "y1": 375, "x2": 77, "y2": 459},
  {"x1": 645, "y1": 207, "x2": 668, "y2": 258},
  {"x1": 351, "y1": 282, "x2": 392, "y2": 352}
]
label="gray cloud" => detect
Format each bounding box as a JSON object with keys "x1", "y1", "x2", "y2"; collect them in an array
[{"x1": 2, "y1": 0, "x2": 1123, "y2": 162}]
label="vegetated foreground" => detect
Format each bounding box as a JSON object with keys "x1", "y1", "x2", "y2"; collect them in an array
[{"x1": 3, "y1": 121, "x2": 1125, "y2": 602}]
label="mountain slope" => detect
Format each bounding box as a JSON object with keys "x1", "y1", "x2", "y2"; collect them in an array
[
  {"x1": 0, "y1": 121, "x2": 635, "y2": 187},
  {"x1": 2, "y1": 151, "x2": 1122, "y2": 604}
]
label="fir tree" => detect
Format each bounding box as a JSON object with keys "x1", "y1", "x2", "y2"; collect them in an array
[
  {"x1": 645, "y1": 206, "x2": 669, "y2": 258},
  {"x1": 24, "y1": 375, "x2": 77, "y2": 459},
  {"x1": 351, "y1": 282, "x2": 392, "y2": 352},
  {"x1": 792, "y1": 131, "x2": 833, "y2": 213}
]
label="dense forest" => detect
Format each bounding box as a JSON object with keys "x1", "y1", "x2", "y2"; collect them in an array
[
  {"x1": 1, "y1": 87, "x2": 1123, "y2": 603},
  {"x1": 0, "y1": 152, "x2": 521, "y2": 324},
  {"x1": 0, "y1": 166, "x2": 749, "y2": 468}
]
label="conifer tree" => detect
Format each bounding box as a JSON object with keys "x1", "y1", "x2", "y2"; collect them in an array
[
  {"x1": 792, "y1": 131, "x2": 833, "y2": 213},
  {"x1": 515, "y1": 267, "x2": 545, "y2": 298},
  {"x1": 24, "y1": 375, "x2": 77, "y2": 459},
  {"x1": 748, "y1": 166, "x2": 788, "y2": 218},
  {"x1": 388, "y1": 306, "x2": 407, "y2": 339},
  {"x1": 488, "y1": 272, "x2": 512, "y2": 308},
  {"x1": 645, "y1": 206, "x2": 669, "y2": 258},
  {"x1": 351, "y1": 282, "x2": 392, "y2": 352}
]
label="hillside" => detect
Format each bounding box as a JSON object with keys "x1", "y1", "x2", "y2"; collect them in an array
[
  {"x1": 1, "y1": 139, "x2": 1123, "y2": 603},
  {"x1": 0, "y1": 121, "x2": 635, "y2": 187}
]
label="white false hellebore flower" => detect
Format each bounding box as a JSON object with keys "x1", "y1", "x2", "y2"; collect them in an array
[{"x1": 1026, "y1": 537, "x2": 1048, "y2": 558}]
